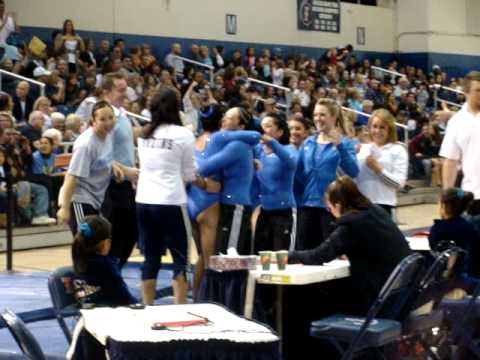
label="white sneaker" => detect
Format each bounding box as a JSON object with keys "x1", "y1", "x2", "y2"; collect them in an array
[{"x1": 31, "y1": 216, "x2": 57, "y2": 226}]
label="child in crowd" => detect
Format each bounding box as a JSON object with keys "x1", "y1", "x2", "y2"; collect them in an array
[
  {"x1": 429, "y1": 188, "x2": 480, "y2": 289},
  {"x1": 30, "y1": 136, "x2": 63, "y2": 213},
  {"x1": 72, "y1": 215, "x2": 137, "y2": 306}
]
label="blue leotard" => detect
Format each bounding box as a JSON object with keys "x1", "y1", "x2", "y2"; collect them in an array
[{"x1": 187, "y1": 131, "x2": 261, "y2": 219}]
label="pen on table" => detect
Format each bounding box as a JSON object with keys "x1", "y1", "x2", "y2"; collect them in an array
[{"x1": 187, "y1": 311, "x2": 212, "y2": 323}]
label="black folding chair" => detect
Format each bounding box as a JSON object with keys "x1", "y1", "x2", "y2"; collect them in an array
[
  {"x1": 439, "y1": 272, "x2": 480, "y2": 358},
  {"x1": 400, "y1": 246, "x2": 466, "y2": 359},
  {"x1": 310, "y1": 253, "x2": 425, "y2": 360},
  {"x1": 0, "y1": 309, "x2": 64, "y2": 360},
  {"x1": 47, "y1": 266, "x2": 80, "y2": 343}
]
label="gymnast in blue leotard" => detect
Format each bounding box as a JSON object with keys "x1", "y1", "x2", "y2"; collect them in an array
[
  {"x1": 198, "y1": 107, "x2": 260, "y2": 256},
  {"x1": 188, "y1": 105, "x2": 260, "y2": 296}
]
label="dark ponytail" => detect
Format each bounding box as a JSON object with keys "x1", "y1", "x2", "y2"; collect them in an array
[
  {"x1": 264, "y1": 112, "x2": 290, "y2": 145},
  {"x1": 441, "y1": 188, "x2": 474, "y2": 218},
  {"x1": 72, "y1": 216, "x2": 112, "y2": 274}
]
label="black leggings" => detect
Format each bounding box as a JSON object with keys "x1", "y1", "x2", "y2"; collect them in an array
[
  {"x1": 254, "y1": 208, "x2": 295, "y2": 253},
  {"x1": 102, "y1": 180, "x2": 138, "y2": 268},
  {"x1": 136, "y1": 203, "x2": 189, "y2": 281},
  {"x1": 296, "y1": 207, "x2": 334, "y2": 251}
]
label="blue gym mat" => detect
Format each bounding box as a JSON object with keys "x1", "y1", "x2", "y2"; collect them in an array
[{"x1": 0, "y1": 262, "x2": 175, "y2": 356}]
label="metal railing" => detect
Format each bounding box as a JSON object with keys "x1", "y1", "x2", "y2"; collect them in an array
[
  {"x1": 247, "y1": 77, "x2": 292, "y2": 117},
  {"x1": 431, "y1": 84, "x2": 465, "y2": 110},
  {"x1": 123, "y1": 109, "x2": 150, "y2": 123},
  {"x1": 341, "y1": 106, "x2": 409, "y2": 144},
  {"x1": 255, "y1": 97, "x2": 288, "y2": 110},
  {"x1": 371, "y1": 66, "x2": 407, "y2": 79},
  {"x1": 171, "y1": 55, "x2": 214, "y2": 85},
  {"x1": 0, "y1": 69, "x2": 46, "y2": 97}
]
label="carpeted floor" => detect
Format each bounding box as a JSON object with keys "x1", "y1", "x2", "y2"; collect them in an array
[{"x1": 0, "y1": 262, "x2": 175, "y2": 357}]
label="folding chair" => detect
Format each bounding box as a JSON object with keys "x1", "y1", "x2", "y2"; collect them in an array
[
  {"x1": 447, "y1": 280, "x2": 480, "y2": 359},
  {"x1": 0, "y1": 309, "x2": 64, "y2": 360},
  {"x1": 400, "y1": 247, "x2": 466, "y2": 359},
  {"x1": 310, "y1": 253, "x2": 425, "y2": 360},
  {"x1": 47, "y1": 266, "x2": 80, "y2": 343}
]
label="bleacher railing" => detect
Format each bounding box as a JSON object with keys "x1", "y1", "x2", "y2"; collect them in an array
[
  {"x1": 0, "y1": 69, "x2": 46, "y2": 97},
  {"x1": 171, "y1": 55, "x2": 214, "y2": 84},
  {"x1": 341, "y1": 106, "x2": 409, "y2": 144},
  {"x1": 431, "y1": 84, "x2": 465, "y2": 110},
  {"x1": 247, "y1": 77, "x2": 292, "y2": 117},
  {"x1": 371, "y1": 66, "x2": 407, "y2": 79}
]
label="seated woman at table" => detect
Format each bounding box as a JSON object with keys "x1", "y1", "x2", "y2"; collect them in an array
[
  {"x1": 72, "y1": 215, "x2": 137, "y2": 306},
  {"x1": 289, "y1": 175, "x2": 411, "y2": 315},
  {"x1": 428, "y1": 188, "x2": 480, "y2": 291}
]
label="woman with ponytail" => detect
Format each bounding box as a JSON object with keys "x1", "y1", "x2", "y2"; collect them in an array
[{"x1": 72, "y1": 215, "x2": 136, "y2": 306}]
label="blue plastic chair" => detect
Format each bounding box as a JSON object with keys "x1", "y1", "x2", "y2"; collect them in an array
[
  {"x1": 0, "y1": 309, "x2": 64, "y2": 360},
  {"x1": 310, "y1": 253, "x2": 425, "y2": 360},
  {"x1": 47, "y1": 266, "x2": 80, "y2": 343}
]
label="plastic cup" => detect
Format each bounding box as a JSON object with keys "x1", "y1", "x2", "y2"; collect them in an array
[
  {"x1": 276, "y1": 250, "x2": 288, "y2": 270},
  {"x1": 259, "y1": 251, "x2": 272, "y2": 270}
]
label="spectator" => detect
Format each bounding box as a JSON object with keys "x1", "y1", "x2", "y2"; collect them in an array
[
  {"x1": 95, "y1": 39, "x2": 110, "y2": 68},
  {"x1": 165, "y1": 43, "x2": 184, "y2": 79},
  {"x1": 12, "y1": 81, "x2": 34, "y2": 125},
  {"x1": 54, "y1": 19, "x2": 85, "y2": 73},
  {"x1": 64, "y1": 113, "x2": 82, "y2": 142},
  {"x1": 32, "y1": 96, "x2": 53, "y2": 128},
  {"x1": 409, "y1": 123, "x2": 443, "y2": 183},
  {"x1": 0, "y1": 111, "x2": 14, "y2": 130},
  {"x1": 0, "y1": 0, "x2": 16, "y2": 45},
  {"x1": 3, "y1": 128, "x2": 56, "y2": 225},
  {"x1": 20, "y1": 110, "x2": 44, "y2": 149},
  {"x1": 212, "y1": 46, "x2": 225, "y2": 70},
  {"x1": 42, "y1": 128, "x2": 63, "y2": 154}
]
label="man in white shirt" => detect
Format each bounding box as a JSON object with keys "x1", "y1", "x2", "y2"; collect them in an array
[{"x1": 440, "y1": 71, "x2": 480, "y2": 214}]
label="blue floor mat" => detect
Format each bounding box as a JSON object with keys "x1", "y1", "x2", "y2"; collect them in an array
[{"x1": 0, "y1": 263, "x2": 175, "y2": 356}]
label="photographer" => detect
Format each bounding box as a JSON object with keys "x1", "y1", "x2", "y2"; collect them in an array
[{"x1": 2, "y1": 128, "x2": 56, "y2": 225}]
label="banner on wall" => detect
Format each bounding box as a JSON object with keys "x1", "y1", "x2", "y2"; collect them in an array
[{"x1": 297, "y1": 0, "x2": 340, "y2": 33}]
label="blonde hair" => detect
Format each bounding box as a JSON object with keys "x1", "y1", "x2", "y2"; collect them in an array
[
  {"x1": 368, "y1": 108, "x2": 397, "y2": 143},
  {"x1": 315, "y1": 98, "x2": 347, "y2": 134}
]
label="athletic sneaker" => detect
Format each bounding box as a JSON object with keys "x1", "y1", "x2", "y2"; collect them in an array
[{"x1": 31, "y1": 216, "x2": 56, "y2": 226}]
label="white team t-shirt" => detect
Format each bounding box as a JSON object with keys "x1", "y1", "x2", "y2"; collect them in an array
[
  {"x1": 440, "y1": 103, "x2": 480, "y2": 199},
  {"x1": 136, "y1": 124, "x2": 196, "y2": 205}
]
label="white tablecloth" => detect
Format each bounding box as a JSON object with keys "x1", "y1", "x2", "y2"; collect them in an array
[{"x1": 80, "y1": 303, "x2": 278, "y2": 345}]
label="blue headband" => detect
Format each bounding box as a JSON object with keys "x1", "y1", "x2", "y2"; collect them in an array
[{"x1": 79, "y1": 223, "x2": 93, "y2": 239}]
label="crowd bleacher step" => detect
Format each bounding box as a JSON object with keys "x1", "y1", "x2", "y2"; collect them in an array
[
  {"x1": 398, "y1": 180, "x2": 440, "y2": 207},
  {"x1": 0, "y1": 225, "x2": 71, "y2": 252}
]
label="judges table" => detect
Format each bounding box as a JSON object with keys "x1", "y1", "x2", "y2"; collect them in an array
[
  {"x1": 69, "y1": 303, "x2": 280, "y2": 360},
  {"x1": 406, "y1": 236, "x2": 431, "y2": 251},
  {"x1": 244, "y1": 259, "x2": 351, "y2": 352}
]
